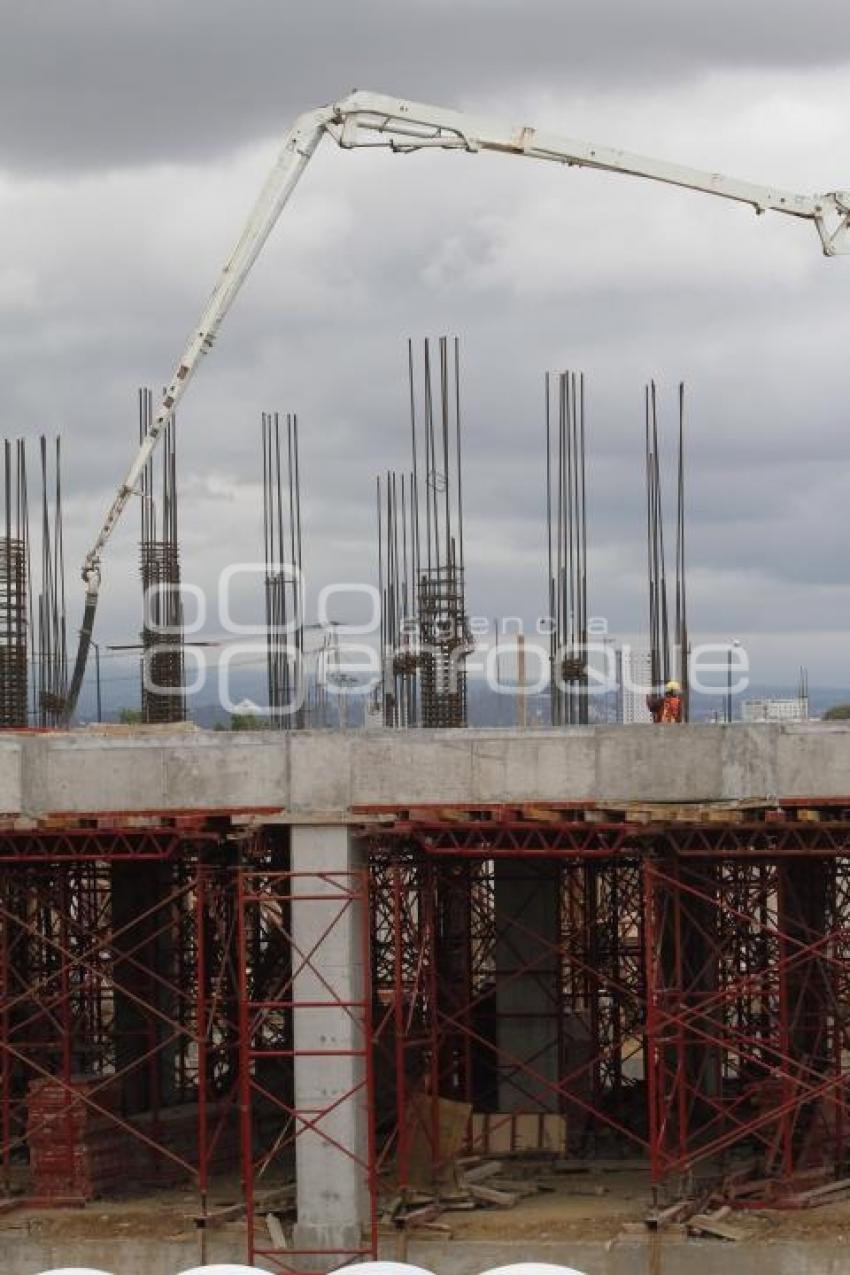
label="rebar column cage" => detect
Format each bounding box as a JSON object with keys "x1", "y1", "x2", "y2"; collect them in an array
[
  {"x1": 139, "y1": 387, "x2": 185, "y2": 724},
  {"x1": 644, "y1": 381, "x2": 689, "y2": 717},
  {"x1": 0, "y1": 538, "x2": 27, "y2": 728},
  {"x1": 140, "y1": 541, "x2": 186, "y2": 723},
  {"x1": 546, "y1": 371, "x2": 589, "y2": 726},
  {"x1": 417, "y1": 562, "x2": 469, "y2": 729},
  {"x1": 35, "y1": 436, "x2": 68, "y2": 728},
  {"x1": 377, "y1": 469, "x2": 420, "y2": 728},
  {"x1": 391, "y1": 334, "x2": 469, "y2": 731},
  {"x1": 262, "y1": 411, "x2": 304, "y2": 730}
]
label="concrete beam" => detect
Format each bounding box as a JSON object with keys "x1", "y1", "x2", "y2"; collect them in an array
[{"x1": 5, "y1": 722, "x2": 850, "y2": 821}]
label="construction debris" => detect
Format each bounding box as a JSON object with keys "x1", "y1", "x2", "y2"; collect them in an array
[
  {"x1": 465, "y1": 1182, "x2": 518, "y2": 1209},
  {"x1": 686, "y1": 1207, "x2": 746, "y2": 1242},
  {"x1": 380, "y1": 1149, "x2": 593, "y2": 1231},
  {"x1": 783, "y1": 1176, "x2": 850, "y2": 1209},
  {"x1": 193, "y1": 1184, "x2": 296, "y2": 1231}
]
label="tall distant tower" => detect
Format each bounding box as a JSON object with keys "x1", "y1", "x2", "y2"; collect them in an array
[{"x1": 617, "y1": 648, "x2": 653, "y2": 724}]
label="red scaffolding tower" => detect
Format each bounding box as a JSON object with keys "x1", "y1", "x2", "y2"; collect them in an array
[
  {"x1": 0, "y1": 800, "x2": 849, "y2": 1267},
  {"x1": 363, "y1": 804, "x2": 850, "y2": 1205}
]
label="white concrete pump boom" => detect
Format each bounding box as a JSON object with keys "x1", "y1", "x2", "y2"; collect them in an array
[{"x1": 64, "y1": 88, "x2": 850, "y2": 716}]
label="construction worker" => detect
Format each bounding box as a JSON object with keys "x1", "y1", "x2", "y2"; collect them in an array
[
  {"x1": 661, "y1": 679, "x2": 683, "y2": 724},
  {"x1": 646, "y1": 679, "x2": 683, "y2": 723}
]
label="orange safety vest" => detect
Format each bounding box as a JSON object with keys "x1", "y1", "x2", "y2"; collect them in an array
[{"x1": 661, "y1": 694, "x2": 682, "y2": 724}]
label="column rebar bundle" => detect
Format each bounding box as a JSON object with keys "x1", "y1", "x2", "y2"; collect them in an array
[
  {"x1": 0, "y1": 442, "x2": 29, "y2": 728},
  {"x1": 377, "y1": 469, "x2": 419, "y2": 726},
  {"x1": 36, "y1": 438, "x2": 68, "y2": 726},
  {"x1": 377, "y1": 336, "x2": 470, "y2": 729},
  {"x1": 645, "y1": 381, "x2": 688, "y2": 717},
  {"x1": 261, "y1": 411, "x2": 303, "y2": 728},
  {"x1": 139, "y1": 388, "x2": 185, "y2": 723},
  {"x1": 546, "y1": 371, "x2": 589, "y2": 725},
  {"x1": 0, "y1": 437, "x2": 67, "y2": 728}
]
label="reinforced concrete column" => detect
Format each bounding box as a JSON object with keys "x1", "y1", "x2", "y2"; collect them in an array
[
  {"x1": 290, "y1": 823, "x2": 369, "y2": 1265},
  {"x1": 493, "y1": 859, "x2": 560, "y2": 1111},
  {"x1": 110, "y1": 860, "x2": 177, "y2": 1114},
  {"x1": 777, "y1": 856, "x2": 830, "y2": 1171}
]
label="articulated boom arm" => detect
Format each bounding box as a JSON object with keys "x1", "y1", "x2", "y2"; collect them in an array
[
  {"x1": 64, "y1": 89, "x2": 850, "y2": 716},
  {"x1": 333, "y1": 91, "x2": 850, "y2": 250}
]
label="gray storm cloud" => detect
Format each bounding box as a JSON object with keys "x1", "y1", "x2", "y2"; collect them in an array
[{"x1": 2, "y1": 0, "x2": 850, "y2": 173}]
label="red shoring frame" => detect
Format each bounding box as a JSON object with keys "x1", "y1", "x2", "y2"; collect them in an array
[
  {"x1": 2, "y1": 805, "x2": 849, "y2": 1237},
  {"x1": 0, "y1": 827, "x2": 207, "y2": 862},
  {"x1": 643, "y1": 853, "x2": 850, "y2": 1192},
  {"x1": 237, "y1": 866, "x2": 377, "y2": 1274},
  {"x1": 361, "y1": 815, "x2": 850, "y2": 859},
  {"x1": 0, "y1": 833, "x2": 240, "y2": 1222},
  {"x1": 368, "y1": 848, "x2": 650, "y2": 1193},
  {"x1": 364, "y1": 815, "x2": 850, "y2": 1204}
]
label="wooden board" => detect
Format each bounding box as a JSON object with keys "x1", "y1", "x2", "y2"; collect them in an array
[
  {"x1": 470, "y1": 1111, "x2": 567, "y2": 1155},
  {"x1": 405, "y1": 1094, "x2": 472, "y2": 1187}
]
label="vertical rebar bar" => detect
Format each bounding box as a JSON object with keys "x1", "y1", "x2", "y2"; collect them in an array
[{"x1": 261, "y1": 410, "x2": 303, "y2": 728}]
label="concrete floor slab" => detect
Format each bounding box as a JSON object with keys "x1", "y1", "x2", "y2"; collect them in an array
[{"x1": 4, "y1": 722, "x2": 850, "y2": 821}]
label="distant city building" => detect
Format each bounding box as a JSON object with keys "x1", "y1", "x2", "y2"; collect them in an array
[
  {"x1": 741, "y1": 697, "x2": 809, "y2": 723},
  {"x1": 617, "y1": 648, "x2": 653, "y2": 724}
]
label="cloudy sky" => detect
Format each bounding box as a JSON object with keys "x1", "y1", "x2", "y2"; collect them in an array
[{"x1": 2, "y1": 0, "x2": 849, "y2": 705}]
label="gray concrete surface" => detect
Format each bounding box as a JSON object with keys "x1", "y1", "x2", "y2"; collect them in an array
[
  {"x1": 4, "y1": 721, "x2": 850, "y2": 819},
  {"x1": 3, "y1": 1235, "x2": 848, "y2": 1274},
  {"x1": 407, "y1": 1238, "x2": 850, "y2": 1274}
]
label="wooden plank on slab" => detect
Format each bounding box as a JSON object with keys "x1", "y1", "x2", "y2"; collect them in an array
[
  {"x1": 266, "y1": 1213, "x2": 287, "y2": 1249},
  {"x1": 467, "y1": 1183, "x2": 518, "y2": 1208},
  {"x1": 687, "y1": 1211, "x2": 744, "y2": 1241},
  {"x1": 461, "y1": 1160, "x2": 504, "y2": 1184}
]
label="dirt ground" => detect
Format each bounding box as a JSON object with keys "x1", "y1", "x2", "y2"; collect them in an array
[
  {"x1": 443, "y1": 1167, "x2": 648, "y2": 1242},
  {"x1": 5, "y1": 1163, "x2": 850, "y2": 1248},
  {"x1": 0, "y1": 1171, "x2": 244, "y2": 1243}
]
